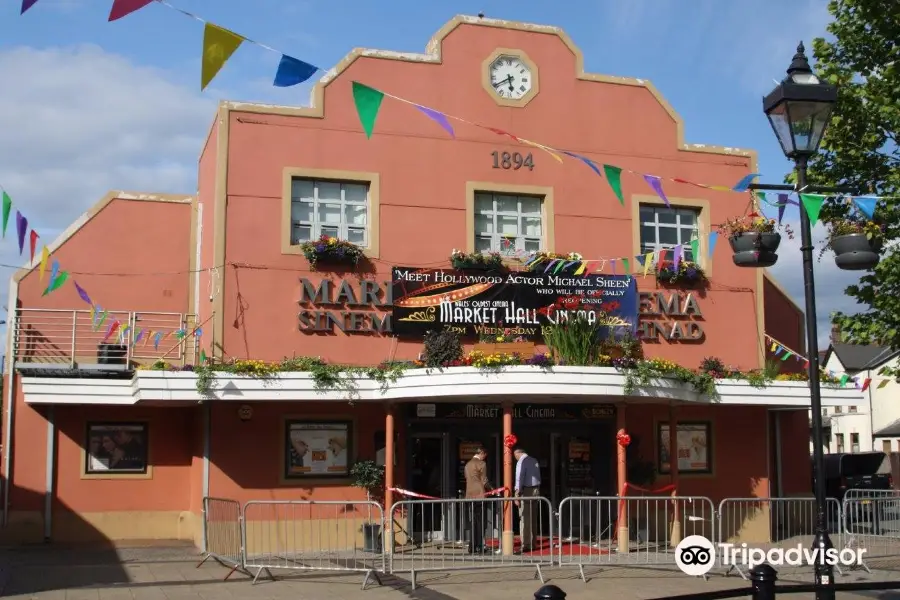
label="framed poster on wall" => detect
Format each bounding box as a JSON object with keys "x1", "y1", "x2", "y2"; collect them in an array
[
  {"x1": 284, "y1": 420, "x2": 352, "y2": 479},
  {"x1": 84, "y1": 422, "x2": 149, "y2": 474},
  {"x1": 658, "y1": 422, "x2": 712, "y2": 474}
]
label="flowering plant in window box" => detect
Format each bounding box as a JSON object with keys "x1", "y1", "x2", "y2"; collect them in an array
[
  {"x1": 525, "y1": 251, "x2": 584, "y2": 275},
  {"x1": 300, "y1": 235, "x2": 365, "y2": 270},
  {"x1": 656, "y1": 260, "x2": 708, "y2": 288},
  {"x1": 449, "y1": 249, "x2": 505, "y2": 271}
]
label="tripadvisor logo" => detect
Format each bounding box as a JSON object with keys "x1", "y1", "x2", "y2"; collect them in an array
[{"x1": 675, "y1": 535, "x2": 866, "y2": 576}]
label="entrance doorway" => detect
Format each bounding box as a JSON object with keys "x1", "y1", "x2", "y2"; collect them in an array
[{"x1": 408, "y1": 433, "x2": 448, "y2": 542}]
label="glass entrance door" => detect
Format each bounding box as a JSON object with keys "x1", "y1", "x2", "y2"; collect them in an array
[{"x1": 408, "y1": 433, "x2": 448, "y2": 542}]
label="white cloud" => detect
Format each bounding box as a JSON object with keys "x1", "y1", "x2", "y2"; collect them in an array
[
  {"x1": 0, "y1": 44, "x2": 214, "y2": 230},
  {"x1": 0, "y1": 44, "x2": 220, "y2": 344},
  {"x1": 767, "y1": 217, "x2": 867, "y2": 348}
]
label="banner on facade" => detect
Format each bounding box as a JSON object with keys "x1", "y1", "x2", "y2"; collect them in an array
[{"x1": 391, "y1": 266, "x2": 639, "y2": 338}]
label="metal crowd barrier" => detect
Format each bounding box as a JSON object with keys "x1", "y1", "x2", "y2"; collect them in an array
[
  {"x1": 843, "y1": 492, "x2": 900, "y2": 570},
  {"x1": 717, "y1": 497, "x2": 844, "y2": 579},
  {"x1": 241, "y1": 500, "x2": 385, "y2": 588},
  {"x1": 194, "y1": 491, "x2": 900, "y2": 590},
  {"x1": 557, "y1": 495, "x2": 716, "y2": 582},
  {"x1": 197, "y1": 497, "x2": 246, "y2": 580},
  {"x1": 387, "y1": 497, "x2": 553, "y2": 590}
]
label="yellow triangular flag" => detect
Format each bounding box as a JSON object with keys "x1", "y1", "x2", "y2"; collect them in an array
[
  {"x1": 770, "y1": 342, "x2": 777, "y2": 352},
  {"x1": 573, "y1": 262, "x2": 586, "y2": 276},
  {"x1": 879, "y1": 379, "x2": 890, "y2": 389},
  {"x1": 201, "y1": 23, "x2": 244, "y2": 90},
  {"x1": 642, "y1": 252, "x2": 653, "y2": 276},
  {"x1": 38, "y1": 245, "x2": 49, "y2": 282}
]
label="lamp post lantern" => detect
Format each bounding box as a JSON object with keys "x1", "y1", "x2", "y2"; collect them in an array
[{"x1": 763, "y1": 42, "x2": 838, "y2": 600}]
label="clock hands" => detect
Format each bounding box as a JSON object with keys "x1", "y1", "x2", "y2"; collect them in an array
[{"x1": 492, "y1": 74, "x2": 515, "y2": 91}]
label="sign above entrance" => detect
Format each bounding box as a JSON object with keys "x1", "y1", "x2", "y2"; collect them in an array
[
  {"x1": 391, "y1": 267, "x2": 638, "y2": 338},
  {"x1": 410, "y1": 403, "x2": 616, "y2": 420}
]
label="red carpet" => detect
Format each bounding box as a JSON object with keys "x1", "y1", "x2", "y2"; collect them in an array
[{"x1": 482, "y1": 536, "x2": 611, "y2": 556}]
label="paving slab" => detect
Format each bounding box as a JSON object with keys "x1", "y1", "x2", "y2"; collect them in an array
[{"x1": 1, "y1": 544, "x2": 899, "y2": 600}]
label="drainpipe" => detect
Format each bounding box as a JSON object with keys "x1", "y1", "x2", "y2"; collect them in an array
[
  {"x1": 201, "y1": 402, "x2": 210, "y2": 552},
  {"x1": 3, "y1": 325, "x2": 16, "y2": 526},
  {"x1": 868, "y1": 368, "x2": 875, "y2": 452},
  {"x1": 44, "y1": 406, "x2": 55, "y2": 541}
]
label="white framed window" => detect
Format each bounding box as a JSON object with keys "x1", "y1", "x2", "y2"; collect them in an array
[
  {"x1": 851, "y1": 433, "x2": 860, "y2": 453},
  {"x1": 290, "y1": 179, "x2": 369, "y2": 247},
  {"x1": 836, "y1": 433, "x2": 845, "y2": 453},
  {"x1": 849, "y1": 406, "x2": 858, "y2": 413},
  {"x1": 639, "y1": 205, "x2": 700, "y2": 260},
  {"x1": 474, "y1": 192, "x2": 544, "y2": 253}
]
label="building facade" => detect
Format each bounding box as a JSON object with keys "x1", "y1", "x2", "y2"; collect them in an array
[{"x1": 1, "y1": 17, "x2": 865, "y2": 545}]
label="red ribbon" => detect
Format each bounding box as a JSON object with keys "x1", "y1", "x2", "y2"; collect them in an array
[
  {"x1": 504, "y1": 434, "x2": 518, "y2": 448},
  {"x1": 616, "y1": 431, "x2": 631, "y2": 447},
  {"x1": 388, "y1": 486, "x2": 508, "y2": 500}
]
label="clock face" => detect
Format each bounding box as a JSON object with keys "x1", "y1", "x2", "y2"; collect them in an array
[{"x1": 489, "y1": 54, "x2": 533, "y2": 100}]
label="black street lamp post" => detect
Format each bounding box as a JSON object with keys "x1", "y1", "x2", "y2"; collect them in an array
[{"x1": 762, "y1": 43, "x2": 838, "y2": 600}]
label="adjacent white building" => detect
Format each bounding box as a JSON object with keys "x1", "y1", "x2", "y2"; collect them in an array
[{"x1": 812, "y1": 342, "x2": 900, "y2": 455}]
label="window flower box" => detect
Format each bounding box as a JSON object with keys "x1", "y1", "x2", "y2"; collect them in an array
[{"x1": 300, "y1": 235, "x2": 365, "y2": 270}]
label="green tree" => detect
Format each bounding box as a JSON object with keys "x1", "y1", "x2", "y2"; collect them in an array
[{"x1": 805, "y1": 0, "x2": 900, "y2": 348}]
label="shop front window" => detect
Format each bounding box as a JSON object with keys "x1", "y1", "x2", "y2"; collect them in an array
[
  {"x1": 290, "y1": 179, "x2": 369, "y2": 246},
  {"x1": 473, "y1": 192, "x2": 544, "y2": 254}
]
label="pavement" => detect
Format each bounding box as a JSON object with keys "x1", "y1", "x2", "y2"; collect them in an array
[{"x1": 2, "y1": 543, "x2": 900, "y2": 600}]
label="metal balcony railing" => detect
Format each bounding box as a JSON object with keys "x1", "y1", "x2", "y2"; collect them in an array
[{"x1": 11, "y1": 308, "x2": 200, "y2": 371}]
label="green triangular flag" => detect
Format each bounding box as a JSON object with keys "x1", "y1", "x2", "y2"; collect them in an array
[
  {"x1": 200, "y1": 349, "x2": 207, "y2": 364},
  {"x1": 839, "y1": 373, "x2": 849, "y2": 386},
  {"x1": 42, "y1": 271, "x2": 68, "y2": 296},
  {"x1": 780, "y1": 351, "x2": 791, "y2": 361},
  {"x1": 351, "y1": 81, "x2": 384, "y2": 139},
  {"x1": 622, "y1": 258, "x2": 631, "y2": 274},
  {"x1": 800, "y1": 194, "x2": 825, "y2": 225},
  {"x1": 602, "y1": 165, "x2": 624, "y2": 205},
  {"x1": 2, "y1": 192, "x2": 11, "y2": 238},
  {"x1": 690, "y1": 238, "x2": 700, "y2": 262}
]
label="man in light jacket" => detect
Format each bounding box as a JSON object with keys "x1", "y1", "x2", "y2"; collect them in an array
[{"x1": 513, "y1": 448, "x2": 541, "y2": 551}]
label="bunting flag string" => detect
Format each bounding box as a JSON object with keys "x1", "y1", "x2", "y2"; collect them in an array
[
  {"x1": 350, "y1": 81, "x2": 900, "y2": 209},
  {"x1": 0, "y1": 184, "x2": 193, "y2": 353},
  {"x1": 764, "y1": 333, "x2": 893, "y2": 391},
  {"x1": 98, "y1": 0, "x2": 320, "y2": 91}
]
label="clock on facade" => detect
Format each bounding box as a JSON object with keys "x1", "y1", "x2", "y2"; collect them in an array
[{"x1": 482, "y1": 49, "x2": 539, "y2": 107}]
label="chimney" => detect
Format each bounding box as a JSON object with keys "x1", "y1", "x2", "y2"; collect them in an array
[{"x1": 831, "y1": 322, "x2": 842, "y2": 344}]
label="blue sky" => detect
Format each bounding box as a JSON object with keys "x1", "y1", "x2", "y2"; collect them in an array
[{"x1": 0, "y1": 0, "x2": 860, "y2": 350}]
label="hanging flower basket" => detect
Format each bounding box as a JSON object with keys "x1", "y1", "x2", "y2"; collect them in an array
[
  {"x1": 832, "y1": 234, "x2": 881, "y2": 270},
  {"x1": 301, "y1": 235, "x2": 365, "y2": 270},
  {"x1": 719, "y1": 215, "x2": 792, "y2": 269},
  {"x1": 823, "y1": 221, "x2": 884, "y2": 271},
  {"x1": 449, "y1": 250, "x2": 506, "y2": 271},
  {"x1": 729, "y1": 232, "x2": 781, "y2": 268}
]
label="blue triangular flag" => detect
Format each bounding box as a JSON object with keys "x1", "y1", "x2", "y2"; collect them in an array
[
  {"x1": 273, "y1": 55, "x2": 318, "y2": 87},
  {"x1": 853, "y1": 196, "x2": 876, "y2": 219},
  {"x1": 732, "y1": 173, "x2": 761, "y2": 192},
  {"x1": 777, "y1": 194, "x2": 788, "y2": 224},
  {"x1": 707, "y1": 232, "x2": 718, "y2": 260},
  {"x1": 562, "y1": 151, "x2": 603, "y2": 177}
]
